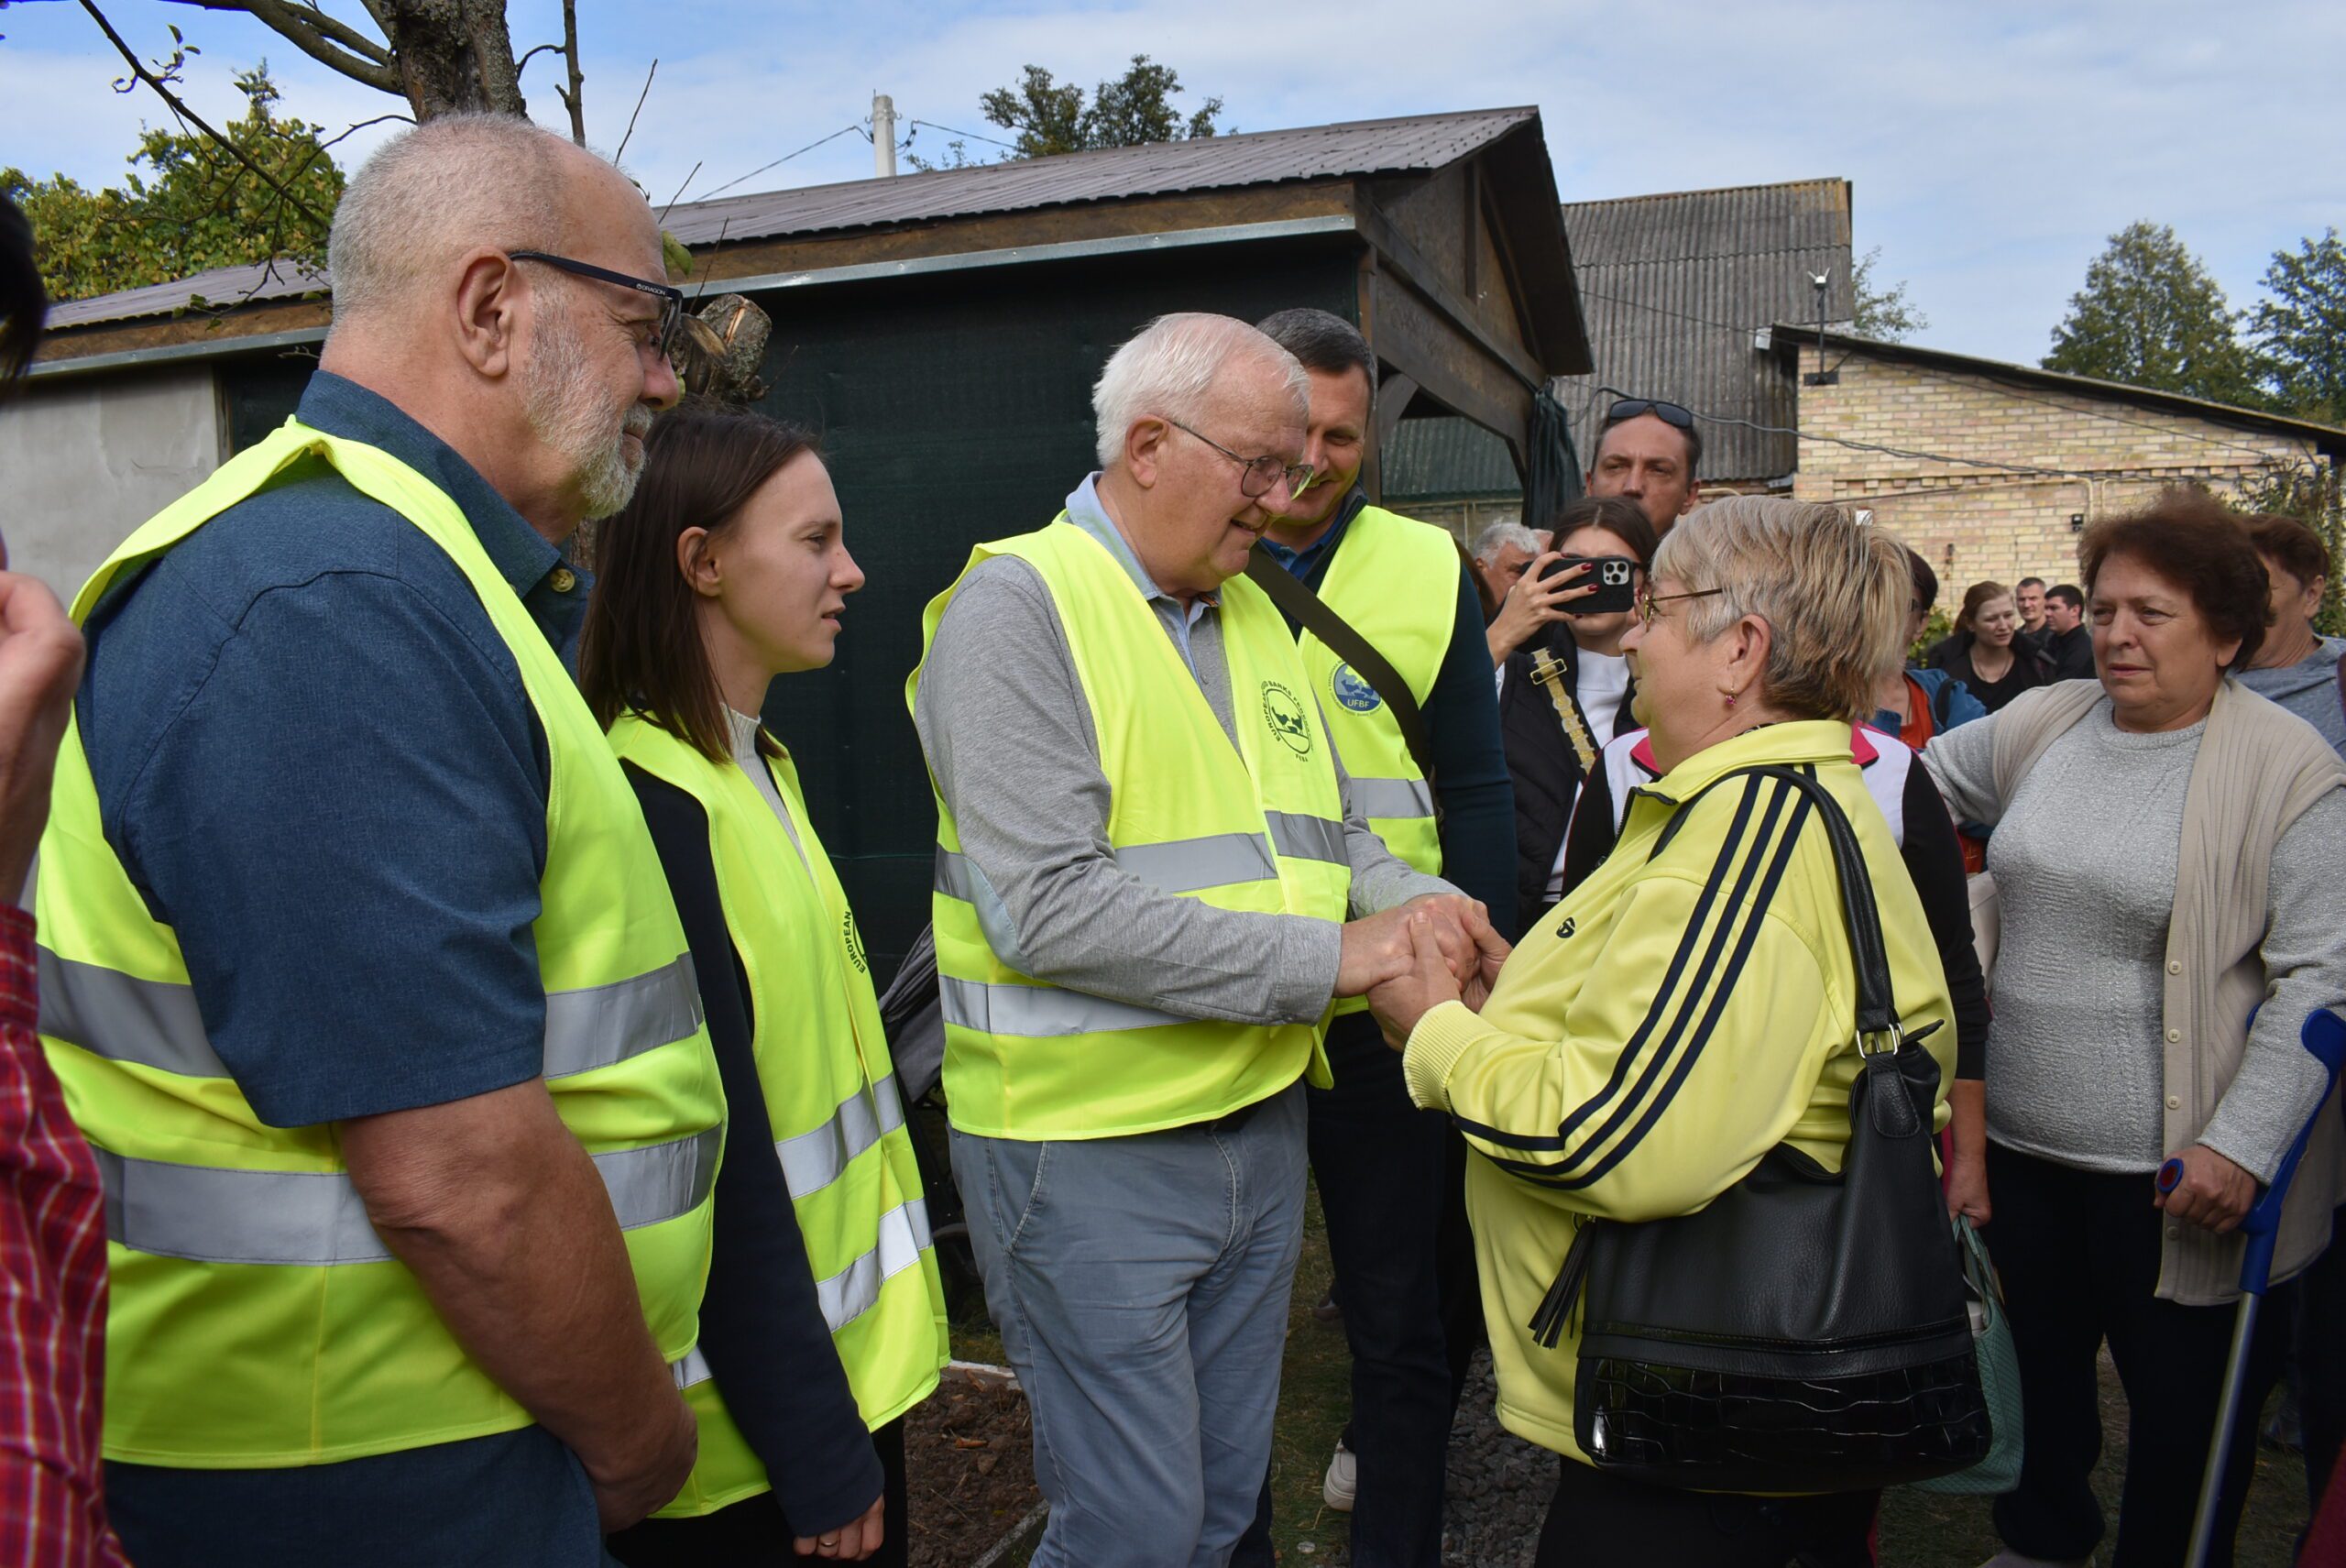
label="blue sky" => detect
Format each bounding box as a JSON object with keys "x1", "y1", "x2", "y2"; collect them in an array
[{"x1": 3, "y1": 0, "x2": 2340, "y2": 366}]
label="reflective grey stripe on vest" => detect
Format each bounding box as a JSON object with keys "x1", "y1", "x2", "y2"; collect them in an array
[
  {"x1": 816, "y1": 1197, "x2": 933, "y2": 1333},
  {"x1": 1113, "y1": 833, "x2": 1276, "y2": 894},
  {"x1": 38, "y1": 947, "x2": 701, "y2": 1082},
  {"x1": 1265, "y1": 811, "x2": 1349, "y2": 865},
  {"x1": 1346, "y1": 776, "x2": 1435, "y2": 822},
  {"x1": 673, "y1": 1345, "x2": 713, "y2": 1390},
  {"x1": 94, "y1": 1124, "x2": 722, "y2": 1266},
  {"x1": 933, "y1": 849, "x2": 1036, "y2": 973},
  {"x1": 938, "y1": 975, "x2": 1189, "y2": 1037},
  {"x1": 776, "y1": 1074, "x2": 908, "y2": 1198}
]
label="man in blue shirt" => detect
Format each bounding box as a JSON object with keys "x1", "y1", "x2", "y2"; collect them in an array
[{"x1": 72, "y1": 115, "x2": 707, "y2": 1565}]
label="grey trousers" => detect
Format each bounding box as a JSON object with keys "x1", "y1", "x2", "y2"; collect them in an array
[{"x1": 952, "y1": 1082, "x2": 1308, "y2": 1568}]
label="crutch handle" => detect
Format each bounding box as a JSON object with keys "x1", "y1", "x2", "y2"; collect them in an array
[{"x1": 2157, "y1": 1157, "x2": 2184, "y2": 1195}]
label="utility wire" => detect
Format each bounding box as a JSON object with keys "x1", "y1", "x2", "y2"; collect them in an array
[
  {"x1": 701, "y1": 124, "x2": 867, "y2": 200},
  {"x1": 907, "y1": 118, "x2": 1022, "y2": 151}
]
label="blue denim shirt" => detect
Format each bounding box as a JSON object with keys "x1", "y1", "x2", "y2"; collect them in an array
[{"x1": 80, "y1": 371, "x2": 607, "y2": 1563}]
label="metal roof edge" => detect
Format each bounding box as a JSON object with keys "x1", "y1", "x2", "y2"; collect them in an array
[
  {"x1": 1771, "y1": 325, "x2": 2346, "y2": 453},
  {"x1": 29, "y1": 215, "x2": 1363, "y2": 377}
]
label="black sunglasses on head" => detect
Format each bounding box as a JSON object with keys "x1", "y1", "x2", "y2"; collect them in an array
[
  {"x1": 1605, "y1": 398, "x2": 1695, "y2": 431},
  {"x1": 509, "y1": 249, "x2": 686, "y2": 354}
]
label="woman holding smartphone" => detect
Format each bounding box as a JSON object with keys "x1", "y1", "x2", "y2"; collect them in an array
[
  {"x1": 586, "y1": 406, "x2": 948, "y2": 1566},
  {"x1": 1493, "y1": 496, "x2": 1659, "y2": 933}
]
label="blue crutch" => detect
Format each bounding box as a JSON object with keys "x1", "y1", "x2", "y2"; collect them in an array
[{"x1": 2156, "y1": 1008, "x2": 2346, "y2": 1568}]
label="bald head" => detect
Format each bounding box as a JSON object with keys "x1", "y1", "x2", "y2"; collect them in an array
[{"x1": 328, "y1": 113, "x2": 647, "y2": 332}]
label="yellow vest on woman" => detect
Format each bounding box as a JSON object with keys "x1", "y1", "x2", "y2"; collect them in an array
[
  {"x1": 609, "y1": 715, "x2": 948, "y2": 1516},
  {"x1": 34, "y1": 420, "x2": 726, "y2": 1467},
  {"x1": 907, "y1": 518, "x2": 1354, "y2": 1140}
]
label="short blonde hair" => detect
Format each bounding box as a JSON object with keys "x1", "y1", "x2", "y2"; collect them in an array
[{"x1": 1651, "y1": 496, "x2": 1907, "y2": 722}]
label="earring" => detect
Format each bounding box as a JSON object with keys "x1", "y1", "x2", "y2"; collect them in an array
[{"x1": 1725, "y1": 689, "x2": 1738, "y2": 709}]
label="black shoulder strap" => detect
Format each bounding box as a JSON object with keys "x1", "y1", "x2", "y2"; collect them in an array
[
  {"x1": 1648, "y1": 763, "x2": 1898, "y2": 1039},
  {"x1": 1245, "y1": 543, "x2": 1438, "y2": 784}
]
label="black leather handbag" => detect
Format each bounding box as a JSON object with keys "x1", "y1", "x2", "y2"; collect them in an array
[{"x1": 1529, "y1": 764, "x2": 1992, "y2": 1494}]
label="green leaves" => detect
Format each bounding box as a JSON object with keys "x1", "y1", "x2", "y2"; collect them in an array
[
  {"x1": 975, "y1": 55, "x2": 1223, "y2": 160},
  {"x1": 2250, "y1": 228, "x2": 2346, "y2": 428},
  {"x1": 7, "y1": 62, "x2": 345, "y2": 306},
  {"x1": 2044, "y1": 221, "x2": 2261, "y2": 407}
]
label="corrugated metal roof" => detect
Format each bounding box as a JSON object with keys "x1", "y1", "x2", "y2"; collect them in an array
[
  {"x1": 1553, "y1": 178, "x2": 1851, "y2": 483},
  {"x1": 43, "y1": 258, "x2": 328, "y2": 332},
  {"x1": 1383, "y1": 415, "x2": 1518, "y2": 499},
  {"x1": 663, "y1": 108, "x2": 1535, "y2": 246},
  {"x1": 43, "y1": 109, "x2": 1534, "y2": 331}
]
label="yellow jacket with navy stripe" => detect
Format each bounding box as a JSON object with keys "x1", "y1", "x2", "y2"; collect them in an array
[{"x1": 1402, "y1": 720, "x2": 1955, "y2": 1463}]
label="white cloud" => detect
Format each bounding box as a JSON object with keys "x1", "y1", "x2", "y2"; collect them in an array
[{"x1": 5, "y1": 0, "x2": 2340, "y2": 363}]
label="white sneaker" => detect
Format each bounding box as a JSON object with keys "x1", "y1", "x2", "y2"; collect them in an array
[
  {"x1": 1976, "y1": 1552, "x2": 2093, "y2": 1568},
  {"x1": 1321, "y1": 1440, "x2": 1357, "y2": 1512}
]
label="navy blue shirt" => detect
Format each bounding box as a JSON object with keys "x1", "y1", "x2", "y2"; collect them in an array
[
  {"x1": 82, "y1": 372, "x2": 607, "y2": 1564},
  {"x1": 1260, "y1": 489, "x2": 1518, "y2": 933}
]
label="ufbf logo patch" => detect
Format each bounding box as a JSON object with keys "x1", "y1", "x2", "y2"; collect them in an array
[
  {"x1": 1331, "y1": 662, "x2": 1382, "y2": 714},
  {"x1": 1261, "y1": 681, "x2": 1313, "y2": 756}
]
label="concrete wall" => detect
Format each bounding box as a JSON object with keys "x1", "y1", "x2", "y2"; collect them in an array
[
  {"x1": 0, "y1": 367, "x2": 222, "y2": 600},
  {"x1": 1791, "y1": 345, "x2": 2323, "y2": 595}
]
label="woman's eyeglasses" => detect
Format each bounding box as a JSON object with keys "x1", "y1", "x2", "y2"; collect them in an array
[{"x1": 1635, "y1": 587, "x2": 1725, "y2": 627}]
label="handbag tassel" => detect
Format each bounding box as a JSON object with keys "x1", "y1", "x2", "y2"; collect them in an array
[{"x1": 1529, "y1": 1217, "x2": 1600, "y2": 1349}]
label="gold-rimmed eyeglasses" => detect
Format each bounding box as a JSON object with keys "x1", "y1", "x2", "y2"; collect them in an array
[{"x1": 1636, "y1": 586, "x2": 1725, "y2": 627}]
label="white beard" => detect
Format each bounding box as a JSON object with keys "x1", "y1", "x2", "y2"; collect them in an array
[{"x1": 522, "y1": 303, "x2": 652, "y2": 521}]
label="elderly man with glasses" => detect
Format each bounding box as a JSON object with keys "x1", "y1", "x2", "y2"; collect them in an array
[
  {"x1": 36, "y1": 115, "x2": 737, "y2": 1566},
  {"x1": 1586, "y1": 397, "x2": 1703, "y2": 534},
  {"x1": 910, "y1": 313, "x2": 1506, "y2": 1568}
]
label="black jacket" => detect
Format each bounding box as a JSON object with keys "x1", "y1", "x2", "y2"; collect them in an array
[
  {"x1": 2044, "y1": 623, "x2": 2096, "y2": 681},
  {"x1": 1925, "y1": 630, "x2": 2054, "y2": 714},
  {"x1": 1496, "y1": 623, "x2": 1635, "y2": 935}
]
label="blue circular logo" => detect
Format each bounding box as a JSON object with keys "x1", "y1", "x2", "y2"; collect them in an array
[{"x1": 1331, "y1": 663, "x2": 1383, "y2": 714}]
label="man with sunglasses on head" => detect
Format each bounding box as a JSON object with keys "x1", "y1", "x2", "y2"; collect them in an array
[
  {"x1": 36, "y1": 115, "x2": 730, "y2": 1565},
  {"x1": 1209, "y1": 308, "x2": 1513, "y2": 1568},
  {"x1": 912, "y1": 313, "x2": 1506, "y2": 1568},
  {"x1": 1584, "y1": 397, "x2": 1702, "y2": 534}
]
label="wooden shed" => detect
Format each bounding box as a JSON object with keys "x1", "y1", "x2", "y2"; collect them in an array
[{"x1": 23, "y1": 106, "x2": 1590, "y2": 962}]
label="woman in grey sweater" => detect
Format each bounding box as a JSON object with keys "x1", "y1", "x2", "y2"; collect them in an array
[{"x1": 1922, "y1": 491, "x2": 2346, "y2": 1568}]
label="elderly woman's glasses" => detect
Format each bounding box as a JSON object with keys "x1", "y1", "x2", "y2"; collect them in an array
[
  {"x1": 1165, "y1": 419, "x2": 1314, "y2": 499},
  {"x1": 1636, "y1": 586, "x2": 1725, "y2": 627},
  {"x1": 508, "y1": 250, "x2": 686, "y2": 354}
]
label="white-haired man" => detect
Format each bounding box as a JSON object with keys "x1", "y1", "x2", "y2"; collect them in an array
[
  {"x1": 36, "y1": 115, "x2": 730, "y2": 1564},
  {"x1": 909, "y1": 313, "x2": 1506, "y2": 1567}
]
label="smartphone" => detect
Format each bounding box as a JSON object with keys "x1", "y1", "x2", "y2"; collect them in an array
[{"x1": 1543, "y1": 554, "x2": 1638, "y2": 615}]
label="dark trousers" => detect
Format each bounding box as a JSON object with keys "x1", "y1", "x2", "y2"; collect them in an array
[
  {"x1": 1983, "y1": 1143, "x2": 2292, "y2": 1568},
  {"x1": 1532, "y1": 1457, "x2": 1877, "y2": 1567},
  {"x1": 1233, "y1": 1015, "x2": 1459, "y2": 1568},
  {"x1": 2297, "y1": 1203, "x2": 2346, "y2": 1517},
  {"x1": 606, "y1": 1417, "x2": 907, "y2": 1568}
]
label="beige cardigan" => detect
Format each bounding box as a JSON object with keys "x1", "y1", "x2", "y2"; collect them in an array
[{"x1": 1990, "y1": 677, "x2": 2346, "y2": 1305}]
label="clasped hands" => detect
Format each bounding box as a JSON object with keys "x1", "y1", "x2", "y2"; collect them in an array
[{"x1": 1335, "y1": 894, "x2": 1509, "y2": 1051}]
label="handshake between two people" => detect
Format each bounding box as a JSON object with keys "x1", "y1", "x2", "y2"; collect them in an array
[{"x1": 1334, "y1": 894, "x2": 1511, "y2": 1052}]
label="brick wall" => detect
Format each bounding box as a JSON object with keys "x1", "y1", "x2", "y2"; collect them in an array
[{"x1": 1790, "y1": 345, "x2": 2324, "y2": 596}]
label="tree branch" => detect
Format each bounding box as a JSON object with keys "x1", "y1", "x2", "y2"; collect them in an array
[
  {"x1": 159, "y1": 0, "x2": 403, "y2": 93},
  {"x1": 557, "y1": 0, "x2": 585, "y2": 147},
  {"x1": 615, "y1": 58, "x2": 655, "y2": 162},
  {"x1": 81, "y1": 0, "x2": 329, "y2": 230}
]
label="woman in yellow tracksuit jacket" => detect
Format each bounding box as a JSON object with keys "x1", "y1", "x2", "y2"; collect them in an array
[
  {"x1": 1370, "y1": 498, "x2": 1957, "y2": 1567},
  {"x1": 583, "y1": 406, "x2": 948, "y2": 1566}
]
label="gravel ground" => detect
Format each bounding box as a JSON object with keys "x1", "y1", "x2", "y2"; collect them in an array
[{"x1": 1434, "y1": 1353, "x2": 1549, "y2": 1568}]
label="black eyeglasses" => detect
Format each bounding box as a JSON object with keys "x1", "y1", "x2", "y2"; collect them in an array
[
  {"x1": 1165, "y1": 419, "x2": 1313, "y2": 499},
  {"x1": 509, "y1": 250, "x2": 686, "y2": 354},
  {"x1": 1635, "y1": 586, "x2": 1725, "y2": 627},
  {"x1": 1605, "y1": 398, "x2": 1696, "y2": 432}
]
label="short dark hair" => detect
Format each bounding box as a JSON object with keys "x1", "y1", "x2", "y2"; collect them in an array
[
  {"x1": 2047, "y1": 584, "x2": 2085, "y2": 612},
  {"x1": 1255, "y1": 307, "x2": 1376, "y2": 396},
  {"x1": 2242, "y1": 512, "x2": 2332, "y2": 592},
  {"x1": 1545, "y1": 494, "x2": 1659, "y2": 567},
  {"x1": 2078, "y1": 488, "x2": 2270, "y2": 672},
  {"x1": 2016, "y1": 576, "x2": 2046, "y2": 592},
  {"x1": 1595, "y1": 401, "x2": 1703, "y2": 479},
  {"x1": 580, "y1": 404, "x2": 824, "y2": 760},
  {"x1": 1902, "y1": 545, "x2": 1939, "y2": 614},
  {"x1": 2, "y1": 194, "x2": 46, "y2": 391}
]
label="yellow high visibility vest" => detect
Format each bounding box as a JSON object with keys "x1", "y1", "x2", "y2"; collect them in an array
[
  {"x1": 35, "y1": 420, "x2": 726, "y2": 1468},
  {"x1": 609, "y1": 715, "x2": 948, "y2": 1517},
  {"x1": 906, "y1": 518, "x2": 1353, "y2": 1141},
  {"x1": 1294, "y1": 504, "x2": 1459, "y2": 878}
]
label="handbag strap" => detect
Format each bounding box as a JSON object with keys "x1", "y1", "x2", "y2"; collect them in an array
[{"x1": 1244, "y1": 544, "x2": 1438, "y2": 784}]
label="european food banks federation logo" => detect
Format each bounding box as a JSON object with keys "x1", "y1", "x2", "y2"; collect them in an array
[
  {"x1": 1331, "y1": 662, "x2": 1382, "y2": 714},
  {"x1": 1261, "y1": 681, "x2": 1314, "y2": 756}
]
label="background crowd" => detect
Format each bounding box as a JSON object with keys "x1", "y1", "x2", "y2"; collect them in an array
[{"x1": 0, "y1": 112, "x2": 2342, "y2": 1568}]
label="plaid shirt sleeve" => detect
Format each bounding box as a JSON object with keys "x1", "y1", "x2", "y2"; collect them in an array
[{"x1": 0, "y1": 905, "x2": 126, "y2": 1567}]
